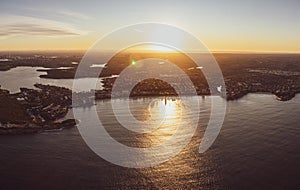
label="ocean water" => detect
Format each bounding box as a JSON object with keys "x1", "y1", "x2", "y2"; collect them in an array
[
  {"x1": 0, "y1": 94, "x2": 299, "y2": 189},
  {"x1": 0, "y1": 67, "x2": 299, "y2": 189}
]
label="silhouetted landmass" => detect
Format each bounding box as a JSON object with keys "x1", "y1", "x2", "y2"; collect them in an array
[
  {"x1": 0, "y1": 84, "x2": 77, "y2": 135},
  {"x1": 96, "y1": 53, "x2": 300, "y2": 101},
  {"x1": 0, "y1": 52, "x2": 299, "y2": 133},
  {"x1": 0, "y1": 52, "x2": 300, "y2": 105}
]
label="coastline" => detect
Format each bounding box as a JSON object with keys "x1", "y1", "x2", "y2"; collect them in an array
[
  {"x1": 0, "y1": 84, "x2": 77, "y2": 135},
  {"x1": 0, "y1": 82, "x2": 299, "y2": 135},
  {"x1": 1, "y1": 52, "x2": 299, "y2": 135},
  {"x1": 0, "y1": 119, "x2": 77, "y2": 135}
]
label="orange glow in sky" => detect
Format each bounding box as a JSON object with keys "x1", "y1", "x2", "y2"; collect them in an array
[{"x1": 0, "y1": 1, "x2": 299, "y2": 53}]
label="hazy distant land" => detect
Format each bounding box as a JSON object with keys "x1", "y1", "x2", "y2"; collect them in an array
[
  {"x1": 0, "y1": 52, "x2": 300, "y2": 134},
  {"x1": 1, "y1": 52, "x2": 299, "y2": 99}
]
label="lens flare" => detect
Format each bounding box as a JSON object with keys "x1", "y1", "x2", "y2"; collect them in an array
[{"x1": 131, "y1": 59, "x2": 136, "y2": 65}]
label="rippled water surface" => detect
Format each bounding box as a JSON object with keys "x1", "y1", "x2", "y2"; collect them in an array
[{"x1": 0, "y1": 93, "x2": 299, "y2": 189}]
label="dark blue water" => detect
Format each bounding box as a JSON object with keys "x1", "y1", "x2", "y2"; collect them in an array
[{"x1": 0, "y1": 94, "x2": 299, "y2": 189}]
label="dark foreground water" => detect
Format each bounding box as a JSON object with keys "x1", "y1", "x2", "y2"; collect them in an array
[{"x1": 0, "y1": 94, "x2": 299, "y2": 189}]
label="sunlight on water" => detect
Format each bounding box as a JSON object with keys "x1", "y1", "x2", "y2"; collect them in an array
[
  {"x1": 148, "y1": 98, "x2": 182, "y2": 125},
  {"x1": 1, "y1": 94, "x2": 299, "y2": 188},
  {"x1": 144, "y1": 98, "x2": 183, "y2": 143}
]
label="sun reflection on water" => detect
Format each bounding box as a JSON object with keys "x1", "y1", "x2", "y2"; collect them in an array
[{"x1": 141, "y1": 98, "x2": 183, "y2": 144}]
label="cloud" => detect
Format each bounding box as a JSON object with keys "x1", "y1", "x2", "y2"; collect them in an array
[
  {"x1": 58, "y1": 10, "x2": 92, "y2": 20},
  {"x1": 18, "y1": 6, "x2": 93, "y2": 23},
  {"x1": 0, "y1": 23, "x2": 79, "y2": 36},
  {"x1": 0, "y1": 15, "x2": 85, "y2": 38}
]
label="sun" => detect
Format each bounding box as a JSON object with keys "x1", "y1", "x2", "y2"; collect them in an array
[
  {"x1": 126, "y1": 44, "x2": 177, "y2": 53},
  {"x1": 146, "y1": 45, "x2": 174, "y2": 52}
]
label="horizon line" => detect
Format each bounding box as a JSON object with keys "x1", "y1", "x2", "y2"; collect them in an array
[{"x1": 0, "y1": 49, "x2": 300, "y2": 54}]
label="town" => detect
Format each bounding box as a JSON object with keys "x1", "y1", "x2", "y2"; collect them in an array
[
  {"x1": 0, "y1": 52, "x2": 300, "y2": 134},
  {"x1": 0, "y1": 84, "x2": 76, "y2": 134}
]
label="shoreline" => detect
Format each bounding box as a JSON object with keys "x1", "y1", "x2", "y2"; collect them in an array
[
  {"x1": 92, "y1": 90, "x2": 298, "y2": 102},
  {"x1": 1, "y1": 52, "x2": 299, "y2": 135},
  {"x1": 0, "y1": 119, "x2": 77, "y2": 135},
  {"x1": 0, "y1": 83, "x2": 299, "y2": 135},
  {"x1": 0, "y1": 84, "x2": 77, "y2": 135},
  {"x1": 2, "y1": 91, "x2": 297, "y2": 136}
]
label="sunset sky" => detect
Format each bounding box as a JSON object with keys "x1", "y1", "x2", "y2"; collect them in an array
[{"x1": 0, "y1": 0, "x2": 299, "y2": 52}]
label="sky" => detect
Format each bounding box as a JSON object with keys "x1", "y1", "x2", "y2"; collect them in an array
[{"x1": 0, "y1": 0, "x2": 299, "y2": 52}]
